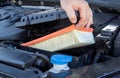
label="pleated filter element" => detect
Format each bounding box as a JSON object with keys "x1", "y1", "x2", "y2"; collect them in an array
[{"x1": 21, "y1": 25, "x2": 95, "y2": 52}]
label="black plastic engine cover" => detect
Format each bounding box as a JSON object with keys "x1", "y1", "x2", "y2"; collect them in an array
[
  {"x1": 71, "y1": 57, "x2": 120, "y2": 78},
  {"x1": 0, "y1": 6, "x2": 68, "y2": 40},
  {"x1": 114, "y1": 31, "x2": 120, "y2": 57},
  {"x1": 0, "y1": 25, "x2": 28, "y2": 40},
  {"x1": 0, "y1": 63, "x2": 42, "y2": 78},
  {"x1": 87, "y1": 0, "x2": 120, "y2": 12},
  {"x1": 0, "y1": 7, "x2": 29, "y2": 40},
  {"x1": 0, "y1": 47, "x2": 36, "y2": 68}
]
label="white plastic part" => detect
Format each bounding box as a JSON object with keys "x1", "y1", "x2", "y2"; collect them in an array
[{"x1": 49, "y1": 64, "x2": 70, "y2": 73}]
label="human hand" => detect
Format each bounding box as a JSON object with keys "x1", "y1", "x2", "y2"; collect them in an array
[{"x1": 60, "y1": 0, "x2": 93, "y2": 28}]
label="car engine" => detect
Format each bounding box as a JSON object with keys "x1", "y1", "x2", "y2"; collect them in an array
[{"x1": 0, "y1": 0, "x2": 120, "y2": 78}]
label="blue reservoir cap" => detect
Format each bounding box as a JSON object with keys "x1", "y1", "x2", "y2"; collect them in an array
[{"x1": 50, "y1": 54, "x2": 72, "y2": 65}]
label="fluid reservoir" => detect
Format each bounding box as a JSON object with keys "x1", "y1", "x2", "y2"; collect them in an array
[{"x1": 44, "y1": 54, "x2": 72, "y2": 78}]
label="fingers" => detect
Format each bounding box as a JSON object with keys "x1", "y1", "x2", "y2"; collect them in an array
[
  {"x1": 60, "y1": 0, "x2": 77, "y2": 23},
  {"x1": 76, "y1": 4, "x2": 88, "y2": 28},
  {"x1": 86, "y1": 8, "x2": 93, "y2": 28},
  {"x1": 60, "y1": 0, "x2": 93, "y2": 28},
  {"x1": 76, "y1": 2, "x2": 93, "y2": 28},
  {"x1": 63, "y1": 6, "x2": 77, "y2": 23}
]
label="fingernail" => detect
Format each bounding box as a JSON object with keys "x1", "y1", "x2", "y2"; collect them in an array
[
  {"x1": 72, "y1": 20, "x2": 77, "y2": 23},
  {"x1": 70, "y1": 18, "x2": 77, "y2": 23}
]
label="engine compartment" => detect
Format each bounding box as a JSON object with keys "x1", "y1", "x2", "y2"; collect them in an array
[{"x1": 0, "y1": 0, "x2": 120, "y2": 78}]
